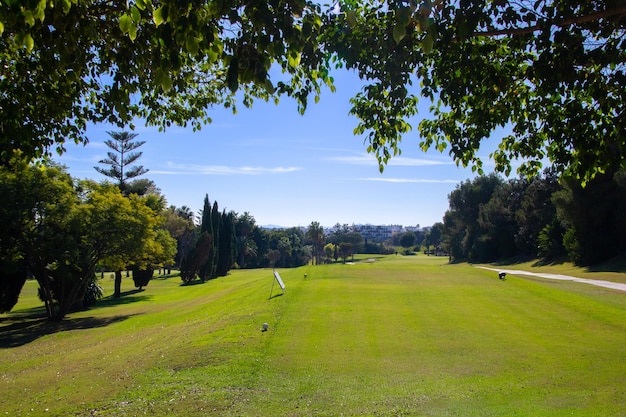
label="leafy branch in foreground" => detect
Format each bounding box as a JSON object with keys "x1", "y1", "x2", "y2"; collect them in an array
[
  {"x1": 323, "y1": 0, "x2": 626, "y2": 181},
  {"x1": 1, "y1": 0, "x2": 624, "y2": 182}
]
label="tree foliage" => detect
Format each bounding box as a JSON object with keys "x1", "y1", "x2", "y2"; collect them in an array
[
  {"x1": 3, "y1": 1, "x2": 623, "y2": 182},
  {"x1": 305, "y1": 221, "x2": 325, "y2": 265},
  {"x1": 553, "y1": 172, "x2": 626, "y2": 265},
  {"x1": 180, "y1": 195, "x2": 236, "y2": 283},
  {"x1": 399, "y1": 231, "x2": 417, "y2": 250},
  {"x1": 0, "y1": 153, "x2": 168, "y2": 319},
  {"x1": 442, "y1": 170, "x2": 626, "y2": 265},
  {"x1": 0, "y1": 153, "x2": 77, "y2": 316},
  {"x1": 325, "y1": 0, "x2": 626, "y2": 181},
  {"x1": 94, "y1": 131, "x2": 149, "y2": 194},
  {"x1": 0, "y1": 0, "x2": 331, "y2": 163}
]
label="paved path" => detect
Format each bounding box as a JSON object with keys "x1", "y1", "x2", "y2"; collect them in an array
[{"x1": 478, "y1": 267, "x2": 626, "y2": 292}]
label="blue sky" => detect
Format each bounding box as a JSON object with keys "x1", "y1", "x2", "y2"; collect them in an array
[{"x1": 54, "y1": 69, "x2": 502, "y2": 228}]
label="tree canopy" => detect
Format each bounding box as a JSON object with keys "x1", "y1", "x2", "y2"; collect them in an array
[
  {"x1": 0, "y1": 0, "x2": 330, "y2": 161},
  {"x1": 326, "y1": 0, "x2": 626, "y2": 181},
  {"x1": 440, "y1": 170, "x2": 626, "y2": 265},
  {"x1": 1, "y1": 0, "x2": 624, "y2": 181},
  {"x1": 0, "y1": 153, "x2": 171, "y2": 319}
]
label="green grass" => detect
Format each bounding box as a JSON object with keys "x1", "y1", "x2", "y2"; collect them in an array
[{"x1": 1, "y1": 256, "x2": 625, "y2": 416}]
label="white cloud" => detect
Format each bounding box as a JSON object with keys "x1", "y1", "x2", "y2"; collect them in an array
[
  {"x1": 327, "y1": 154, "x2": 379, "y2": 166},
  {"x1": 388, "y1": 157, "x2": 451, "y2": 167},
  {"x1": 328, "y1": 153, "x2": 450, "y2": 167},
  {"x1": 359, "y1": 177, "x2": 458, "y2": 184},
  {"x1": 151, "y1": 162, "x2": 302, "y2": 175}
]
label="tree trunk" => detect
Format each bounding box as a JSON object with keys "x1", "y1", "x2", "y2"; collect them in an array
[{"x1": 114, "y1": 270, "x2": 122, "y2": 298}]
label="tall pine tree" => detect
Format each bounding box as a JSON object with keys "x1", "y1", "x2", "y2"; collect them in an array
[{"x1": 94, "y1": 131, "x2": 149, "y2": 195}]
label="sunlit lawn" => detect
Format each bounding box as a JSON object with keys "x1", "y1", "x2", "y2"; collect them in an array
[{"x1": 1, "y1": 256, "x2": 625, "y2": 416}]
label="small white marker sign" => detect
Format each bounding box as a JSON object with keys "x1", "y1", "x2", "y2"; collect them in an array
[{"x1": 274, "y1": 271, "x2": 285, "y2": 290}]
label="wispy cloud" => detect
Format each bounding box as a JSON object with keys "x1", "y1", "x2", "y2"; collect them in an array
[
  {"x1": 328, "y1": 154, "x2": 378, "y2": 165},
  {"x1": 388, "y1": 157, "x2": 451, "y2": 167},
  {"x1": 151, "y1": 162, "x2": 302, "y2": 175},
  {"x1": 328, "y1": 153, "x2": 450, "y2": 167},
  {"x1": 359, "y1": 177, "x2": 458, "y2": 184}
]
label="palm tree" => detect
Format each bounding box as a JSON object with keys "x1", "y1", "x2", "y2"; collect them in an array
[
  {"x1": 306, "y1": 221, "x2": 325, "y2": 265},
  {"x1": 235, "y1": 212, "x2": 257, "y2": 268}
]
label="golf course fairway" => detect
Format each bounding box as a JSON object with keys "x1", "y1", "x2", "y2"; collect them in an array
[{"x1": 1, "y1": 255, "x2": 625, "y2": 416}]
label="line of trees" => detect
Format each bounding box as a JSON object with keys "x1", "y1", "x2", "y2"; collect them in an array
[
  {"x1": 438, "y1": 171, "x2": 626, "y2": 266},
  {"x1": 8, "y1": 162, "x2": 625, "y2": 323},
  {"x1": 0, "y1": 149, "x2": 396, "y2": 321},
  {"x1": 2, "y1": 128, "x2": 397, "y2": 320},
  {"x1": 6, "y1": 132, "x2": 624, "y2": 322}
]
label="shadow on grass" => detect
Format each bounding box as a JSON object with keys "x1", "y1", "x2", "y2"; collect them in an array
[
  {"x1": 485, "y1": 254, "x2": 626, "y2": 274},
  {"x1": 179, "y1": 279, "x2": 207, "y2": 287},
  {"x1": 0, "y1": 313, "x2": 137, "y2": 348},
  {"x1": 586, "y1": 256, "x2": 626, "y2": 274},
  {"x1": 153, "y1": 273, "x2": 181, "y2": 281},
  {"x1": 96, "y1": 291, "x2": 152, "y2": 308}
]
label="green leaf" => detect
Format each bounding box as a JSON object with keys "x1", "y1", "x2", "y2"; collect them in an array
[
  {"x1": 288, "y1": 51, "x2": 301, "y2": 69},
  {"x1": 0, "y1": 21, "x2": 4, "y2": 36},
  {"x1": 23, "y1": 10, "x2": 35, "y2": 27},
  {"x1": 131, "y1": 6, "x2": 141, "y2": 23},
  {"x1": 227, "y1": 58, "x2": 239, "y2": 93},
  {"x1": 119, "y1": 14, "x2": 132, "y2": 34},
  {"x1": 60, "y1": 0, "x2": 72, "y2": 14},
  {"x1": 16, "y1": 32, "x2": 35, "y2": 52},
  {"x1": 128, "y1": 23, "x2": 137, "y2": 41},
  {"x1": 346, "y1": 10, "x2": 357, "y2": 27},
  {"x1": 153, "y1": 6, "x2": 164, "y2": 26},
  {"x1": 186, "y1": 37, "x2": 199, "y2": 55},
  {"x1": 155, "y1": 68, "x2": 172, "y2": 91},
  {"x1": 422, "y1": 33, "x2": 434, "y2": 53},
  {"x1": 393, "y1": 24, "x2": 406, "y2": 44},
  {"x1": 396, "y1": 7, "x2": 412, "y2": 26},
  {"x1": 23, "y1": 33, "x2": 34, "y2": 52},
  {"x1": 207, "y1": 45, "x2": 219, "y2": 63}
]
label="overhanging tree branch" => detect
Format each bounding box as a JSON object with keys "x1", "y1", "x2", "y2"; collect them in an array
[{"x1": 474, "y1": 3, "x2": 626, "y2": 37}]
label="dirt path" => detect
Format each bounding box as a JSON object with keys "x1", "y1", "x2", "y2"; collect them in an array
[{"x1": 478, "y1": 267, "x2": 626, "y2": 292}]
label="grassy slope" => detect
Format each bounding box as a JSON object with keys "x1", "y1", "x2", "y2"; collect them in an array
[{"x1": 1, "y1": 256, "x2": 625, "y2": 416}]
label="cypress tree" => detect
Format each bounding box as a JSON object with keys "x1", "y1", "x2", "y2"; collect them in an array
[
  {"x1": 198, "y1": 194, "x2": 214, "y2": 281},
  {"x1": 210, "y1": 201, "x2": 220, "y2": 277},
  {"x1": 216, "y1": 211, "x2": 235, "y2": 276}
]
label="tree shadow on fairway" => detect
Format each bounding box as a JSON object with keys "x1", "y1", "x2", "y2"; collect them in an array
[
  {"x1": 96, "y1": 291, "x2": 152, "y2": 308},
  {"x1": 494, "y1": 254, "x2": 626, "y2": 274},
  {"x1": 586, "y1": 255, "x2": 626, "y2": 274},
  {"x1": 179, "y1": 279, "x2": 207, "y2": 287},
  {"x1": 0, "y1": 313, "x2": 137, "y2": 348}
]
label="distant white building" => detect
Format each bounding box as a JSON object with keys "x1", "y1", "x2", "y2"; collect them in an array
[
  {"x1": 316, "y1": 223, "x2": 426, "y2": 243},
  {"x1": 353, "y1": 224, "x2": 404, "y2": 242}
]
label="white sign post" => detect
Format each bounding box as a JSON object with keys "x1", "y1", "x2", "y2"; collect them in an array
[{"x1": 269, "y1": 270, "x2": 285, "y2": 299}]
